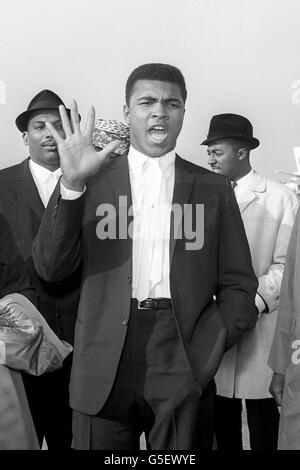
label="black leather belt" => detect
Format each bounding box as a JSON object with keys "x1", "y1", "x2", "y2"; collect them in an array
[{"x1": 131, "y1": 298, "x2": 173, "y2": 310}]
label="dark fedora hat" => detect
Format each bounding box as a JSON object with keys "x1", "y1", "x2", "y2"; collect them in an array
[
  {"x1": 16, "y1": 89, "x2": 77, "y2": 132},
  {"x1": 201, "y1": 113, "x2": 260, "y2": 150}
]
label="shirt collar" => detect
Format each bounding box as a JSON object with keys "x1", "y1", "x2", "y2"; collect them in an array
[
  {"x1": 234, "y1": 168, "x2": 254, "y2": 192},
  {"x1": 127, "y1": 146, "x2": 176, "y2": 180},
  {"x1": 29, "y1": 158, "x2": 62, "y2": 183}
]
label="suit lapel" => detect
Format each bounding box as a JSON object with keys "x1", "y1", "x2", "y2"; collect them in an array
[
  {"x1": 106, "y1": 154, "x2": 133, "y2": 208},
  {"x1": 107, "y1": 154, "x2": 194, "y2": 266},
  {"x1": 170, "y1": 155, "x2": 195, "y2": 267},
  {"x1": 17, "y1": 158, "x2": 44, "y2": 219}
]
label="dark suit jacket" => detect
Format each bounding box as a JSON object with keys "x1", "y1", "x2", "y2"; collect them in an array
[
  {"x1": 33, "y1": 154, "x2": 258, "y2": 414},
  {"x1": 0, "y1": 158, "x2": 81, "y2": 344},
  {"x1": 0, "y1": 211, "x2": 36, "y2": 303}
]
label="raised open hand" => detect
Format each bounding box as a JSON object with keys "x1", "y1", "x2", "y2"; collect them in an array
[{"x1": 45, "y1": 100, "x2": 121, "y2": 190}]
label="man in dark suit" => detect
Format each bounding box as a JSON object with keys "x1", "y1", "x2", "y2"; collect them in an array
[
  {"x1": 0, "y1": 90, "x2": 82, "y2": 449},
  {"x1": 33, "y1": 63, "x2": 259, "y2": 450}
]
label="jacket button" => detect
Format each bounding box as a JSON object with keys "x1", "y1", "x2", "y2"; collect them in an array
[
  {"x1": 56, "y1": 312, "x2": 61, "y2": 318},
  {"x1": 52, "y1": 204, "x2": 58, "y2": 217},
  {"x1": 127, "y1": 277, "x2": 132, "y2": 284},
  {"x1": 122, "y1": 318, "x2": 128, "y2": 325}
]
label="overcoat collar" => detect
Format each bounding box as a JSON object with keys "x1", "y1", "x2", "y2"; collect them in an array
[{"x1": 238, "y1": 171, "x2": 266, "y2": 213}]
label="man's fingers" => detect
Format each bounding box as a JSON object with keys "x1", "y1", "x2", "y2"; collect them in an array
[
  {"x1": 273, "y1": 392, "x2": 282, "y2": 406},
  {"x1": 59, "y1": 104, "x2": 73, "y2": 137},
  {"x1": 70, "y1": 99, "x2": 81, "y2": 134},
  {"x1": 84, "y1": 106, "x2": 96, "y2": 140},
  {"x1": 99, "y1": 140, "x2": 122, "y2": 158},
  {"x1": 45, "y1": 121, "x2": 63, "y2": 143},
  {"x1": 96, "y1": 140, "x2": 122, "y2": 168}
]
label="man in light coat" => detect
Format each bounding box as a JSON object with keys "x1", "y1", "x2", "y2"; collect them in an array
[{"x1": 203, "y1": 113, "x2": 299, "y2": 450}]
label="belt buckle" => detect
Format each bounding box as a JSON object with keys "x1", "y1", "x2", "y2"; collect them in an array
[{"x1": 140, "y1": 298, "x2": 156, "y2": 309}]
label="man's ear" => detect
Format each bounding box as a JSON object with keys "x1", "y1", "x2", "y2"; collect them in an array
[
  {"x1": 237, "y1": 148, "x2": 248, "y2": 161},
  {"x1": 123, "y1": 104, "x2": 130, "y2": 125},
  {"x1": 22, "y1": 131, "x2": 29, "y2": 146}
]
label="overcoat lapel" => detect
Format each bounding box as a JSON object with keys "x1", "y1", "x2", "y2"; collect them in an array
[
  {"x1": 238, "y1": 172, "x2": 266, "y2": 214},
  {"x1": 238, "y1": 190, "x2": 257, "y2": 213}
]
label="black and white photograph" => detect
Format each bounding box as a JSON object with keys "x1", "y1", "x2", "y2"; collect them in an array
[{"x1": 0, "y1": 0, "x2": 300, "y2": 454}]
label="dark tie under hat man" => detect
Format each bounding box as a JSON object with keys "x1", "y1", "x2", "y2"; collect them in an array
[{"x1": 0, "y1": 90, "x2": 82, "y2": 449}]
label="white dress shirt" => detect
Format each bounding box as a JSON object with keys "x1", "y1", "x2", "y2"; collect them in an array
[
  {"x1": 127, "y1": 146, "x2": 175, "y2": 302},
  {"x1": 60, "y1": 147, "x2": 176, "y2": 302},
  {"x1": 29, "y1": 159, "x2": 61, "y2": 207}
]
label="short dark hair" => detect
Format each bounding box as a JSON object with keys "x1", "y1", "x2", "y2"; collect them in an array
[
  {"x1": 229, "y1": 138, "x2": 251, "y2": 154},
  {"x1": 125, "y1": 63, "x2": 187, "y2": 105}
]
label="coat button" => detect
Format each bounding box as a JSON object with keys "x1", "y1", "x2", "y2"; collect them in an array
[
  {"x1": 127, "y1": 277, "x2": 132, "y2": 284},
  {"x1": 52, "y1": 204, "x2": 59, "y2": 217},
  {"x1": 56, "y1": 312, "x2": 61, "y2": 318},
  {"x1": 122, "y1": 318, "x2": 128, "y2": 325}
]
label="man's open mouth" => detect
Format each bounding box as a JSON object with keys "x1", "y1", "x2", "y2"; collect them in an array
[{"x1": 148, "y1": 125, "x2": 168, "y2": 143}]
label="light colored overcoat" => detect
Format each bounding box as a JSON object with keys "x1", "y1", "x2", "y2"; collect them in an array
[{"x1": 216, "y1": 171, "x2": 299, "y2": 398}]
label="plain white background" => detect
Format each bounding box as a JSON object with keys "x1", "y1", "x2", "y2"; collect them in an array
[{"x1": 1, "y1": 0, "x2": 300, "y2": 181}]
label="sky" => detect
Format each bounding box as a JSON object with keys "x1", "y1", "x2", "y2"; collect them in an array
[{"x1": 1, "y1": 0, "x2": 300, "y2": 182}]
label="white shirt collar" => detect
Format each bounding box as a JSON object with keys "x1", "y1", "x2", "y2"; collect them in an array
[
  {"x1": 29, "y1": 158, "x2": 62, "y2": 183},
  {"x1": 235, "y1": 168, "x2": 254, "y2": 192},
  {"x1": 127, "y1": 146, "x2": 176, "y2": 180}
]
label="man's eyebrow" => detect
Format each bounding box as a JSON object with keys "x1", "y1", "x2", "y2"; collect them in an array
[
  {"x1": 137, "y1": 95, "x2": 157, "y2": 101},
  {"x1": 31, "y1": 119, "x2": 61, "y2": 124},
  {"x1": 136, "y1": 96, "x2": 182, "y2": 103},
  {"x1": 165, "y1": 97, "x2": 182, "y2": 103}
]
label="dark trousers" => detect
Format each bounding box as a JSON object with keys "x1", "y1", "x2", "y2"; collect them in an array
[
  {"x1": 22, "y1": 354, "x2": 73, "y2": 449},
  {"x1": 72, "y1": 303, "x2": 215, "y2": 450},
  {"x1": 214, "y1": 394, "x2": 279, "y2": 450}
]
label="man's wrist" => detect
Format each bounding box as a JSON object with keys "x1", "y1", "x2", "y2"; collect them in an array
[{"x1": 61, "y1": 177, "x2": 86, "y2": 192}]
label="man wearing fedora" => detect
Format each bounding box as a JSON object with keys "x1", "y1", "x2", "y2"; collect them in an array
[
  {"x1": 203, "y1": 113, "x2": 299, "y2": 450},
  {"x1": 0, "y1": 90, "x2": 82, "y2": 449}
]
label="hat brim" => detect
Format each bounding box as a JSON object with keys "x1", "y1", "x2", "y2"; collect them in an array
[
  {"x1": 15, "y1": 108, "x2": 80, "y2": 132},
  {"x1": 201, "y1": 135, "x2": 260, "y2": 150}
]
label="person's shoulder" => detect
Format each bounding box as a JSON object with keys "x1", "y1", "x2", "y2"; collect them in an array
[
  {"x1": 176, "y1": 155, "x2": 228, "y2": 184},
  {"x1": 262, "y1": 172, "x2": 298, "y2": 200},
  {"x1": 0, "y1": 159, "x2": 27, "y2": 180}
]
